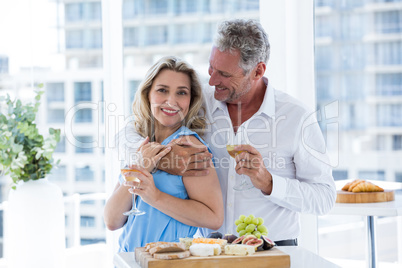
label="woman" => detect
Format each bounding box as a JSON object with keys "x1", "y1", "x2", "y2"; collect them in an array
[{"x1": 104, "y1": 56, "x2": 224, "y2": 252}]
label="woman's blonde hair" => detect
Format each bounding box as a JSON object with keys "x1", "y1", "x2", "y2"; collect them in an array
[{"x1": 132, "y1": 56, "x2": 206, "y2": 140}]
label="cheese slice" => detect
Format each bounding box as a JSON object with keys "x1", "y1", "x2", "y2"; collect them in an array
[
  {"x1": 189, "y1": 243, "x2": 221, "y2": 257},
  {"x1": 224, "y1": 244, "x2": 255, "y2": 256}
]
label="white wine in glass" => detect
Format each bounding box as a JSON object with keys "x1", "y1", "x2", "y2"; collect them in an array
[
  {"x1": 226, "y1": 145, "x2": 254, "y2": 191},
  {"x1": 121, "y1": 162, "x2": 146, "y2": 216}
]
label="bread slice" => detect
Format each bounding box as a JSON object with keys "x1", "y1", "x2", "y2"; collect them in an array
[
  {"x1": 149, "y1": 242, "x2": 186, "y2": 255},
  {"x1": 145, "y1": 241, "x2": 170, "y2": 252},
  {"x1": 153, "y1": 250, "x2": 190, "y2": 260}
]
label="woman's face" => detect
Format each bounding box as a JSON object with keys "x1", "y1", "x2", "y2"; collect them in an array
[{"x1": 148, "y1": 69, "x2": 191, "y2": 130}]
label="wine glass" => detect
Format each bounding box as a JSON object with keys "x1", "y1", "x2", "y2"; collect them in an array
[
  {"x1": 120, "y1": 159, "x2": 146, "y2": 216},
  {"x1": 226, "y1": 133, "x2": 254, "y2": 191}
]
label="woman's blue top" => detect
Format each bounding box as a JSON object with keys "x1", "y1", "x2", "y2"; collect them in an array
[{"x1": 118, "y1": 126, "x2": 211, "y2": 252}]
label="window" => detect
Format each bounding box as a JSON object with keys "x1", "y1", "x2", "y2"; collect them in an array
[
  {"x1": 396, "y1": 172, "x2": 402, "y2": 182},
  {"x1": 65, "y1": 2, "x2": 101, "y2": 22},
  {"x1": 145, "y1": 25, "x2": 167, "y2": 46},
  {"x1": 65, "y1": 3, "x2": 84, "y2": 22},
  {"x1": 81, "y1": 238, "x2": 105, "y2": 245},
  {"x1": 48, "y1": 165, "x2": 67, "y2": 181},
  {"x1": 0, "y1": 55, "x2": 9, "y2": 73},
  {"x1": 75, "y1": 166, "x2": 94, "y2": 181},
  {"x1": 393, "y1": 135, "x2": 402, "y2": 150},
  {"x1": 175, "y1": 23, "x2": 197, "y2": 44},
  {"x1": 333, "y1": 170, "x2": 348, "y2": 180},
  {"x1": 74, "y1": 82, "x2": 92, "y2": 103},
  {"x1": 174, "y1": 0, "x2": 197, "y2": 15},
  {"x1": 375, "y1": 11, "x2": 402, "y2": 34},
  {"x1": 80, "y1": 216, "x2": 95, "y2": 227},
  {"x1": 374, "y1": 41, "x2": 402, "y2": 65},
  {"x1": 358, "y1": 170, "x2": 385, "y2": 181},
  {"x1": 74, "y1": 108, "x2": 92, "y2": 123},
  {"x1": 129, "y1": 80, "x2": 140, "y2": 104},
  {"x1": 55, "y1": 136, "x2": 66, "y2": 153},
  {"x1": 47, "y1": 109, "x2": 65, "y2": 124},
  {"x1": 377, "y1": 104, "x2": 402, "y2": 127},
  {"x1": 75, "y1": 136, "x2": 94, "y2": 153},
  {"x1": 376, "y1": 73, "x2": 402, "y2": 96},
  {"x1": 89, "y1": 29, "x2": 102, "y2": 49},
  {"x1": 123, "y1": 27, "x2": 139, "y2": 47},
  {"x1": 46, "y1": 83, "x2": 64, "y2": 102},
  {"x1": 66, "y1": 30, "x2": 83, "y2": 49}
]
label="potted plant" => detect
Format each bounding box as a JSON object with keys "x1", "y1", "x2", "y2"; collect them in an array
[
  {"x1": 0, "y1": 90, "x2": 60, "y2": 187},
  {"x1": 0, "y1": 89, "x2": 66, "y2": 268}
]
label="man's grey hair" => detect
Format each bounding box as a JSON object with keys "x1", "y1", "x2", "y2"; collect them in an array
[{"x1": 214, "y1": 19, "x2": 270, "y2": 74}]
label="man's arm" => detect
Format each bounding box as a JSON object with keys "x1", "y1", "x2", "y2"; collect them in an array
[
  {"x1": 116, "y1": 124, "x2": 212, "y2": 176},
  {"x1": 235, "y1": 113, "x2": 336, "y2": 215},
  {"x1": 265, "y1": 112, "x2": 336, "y2": 215},
  {"x1": 158, "y1": 136, "x2": 213, "y2": 177}
]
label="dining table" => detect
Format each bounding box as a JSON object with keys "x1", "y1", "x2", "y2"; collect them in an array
[
  {"x1": 330, "y1": 181, "x2": 402, "y2": 268},
  {"x1": 113, "y1": 245, "x2": 340, "y2": 268}
]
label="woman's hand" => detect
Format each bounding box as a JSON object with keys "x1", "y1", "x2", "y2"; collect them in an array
[
  {"x1": 137, "y1": 137, "x2": 171, "y2": 173},
  {"x1": 124, "y1": 165, "x2": 161, "y2": 206}
]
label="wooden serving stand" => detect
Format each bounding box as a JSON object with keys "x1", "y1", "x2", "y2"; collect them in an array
[
  {"x1": 135, "y1": 247, "x2": 290, "y2": 268},
  {"x1": 336, "y1": 190, "x2": 395, "y2": 203}
]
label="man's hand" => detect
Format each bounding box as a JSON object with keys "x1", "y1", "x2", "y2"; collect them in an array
[
  {"x1": 158, "y1": 136, "x2": 213, "y2": 176},
  {"x1": 136, "y1": 137, "x2": 171, "y2": 173},
  {"x1": 234, "y1": 145, "x2": 273, "y2": 195}
]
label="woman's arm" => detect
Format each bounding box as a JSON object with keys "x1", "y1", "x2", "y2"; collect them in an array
[
  {"x1": 104, "y1": 181, "x2": 132, "y2": 231},
  {"x1": 128, "y1": 136, "x2": 224, "y2": 230}
]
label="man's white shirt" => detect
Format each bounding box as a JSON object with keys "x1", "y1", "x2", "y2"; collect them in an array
[{"x1": 116, "y1": 77, "x2": 336, "y2": 241}]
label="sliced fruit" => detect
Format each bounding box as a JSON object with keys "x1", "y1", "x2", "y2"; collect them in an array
[
  {"x1": 261, "y1": 235, "x2": 275, "y2": 250},
  {"x1": 232, "y1": 235, "x2": 245, "y2": 244},
  {"x1": 241, "y1": 234, "x2": 257, "y2": 244},
  {"x1": 245, "y1": 238, "x2": 264, "y2": 251}
]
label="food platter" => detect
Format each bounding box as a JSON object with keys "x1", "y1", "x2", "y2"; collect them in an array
[
  {"x1": 135, "y1": 246, "x2": 290, "y2": 268},
  {"x1": 336, "y1": 190, "x2": 395, "y2": 203}
]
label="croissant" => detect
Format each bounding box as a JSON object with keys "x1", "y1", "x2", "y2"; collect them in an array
[
  {"x1": 342, "y1": 182, "x2": 352, "y2": 191},
  {"x1": 352, "y1": 182, "x2": 384, "y2": 193},
  {"x1": 347, "y1": 179, "x2": 364, "y2": 192}
]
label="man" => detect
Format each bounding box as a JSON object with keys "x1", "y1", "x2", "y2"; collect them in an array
[{"x1": 117, "y1": 19, "x2": 336, "y2": 246}]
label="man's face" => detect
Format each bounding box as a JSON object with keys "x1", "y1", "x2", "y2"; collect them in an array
[{"x1": 208, "y1": 46, "x2": 252, "y2": 103}]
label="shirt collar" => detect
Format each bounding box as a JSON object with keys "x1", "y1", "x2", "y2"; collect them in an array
[{"x1": 211, "y1": 76, "x2": 275, "y2": 118}]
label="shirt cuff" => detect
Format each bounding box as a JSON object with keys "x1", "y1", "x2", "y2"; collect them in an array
[{"x1": 265, "y1": 174, "x2": 287, "y2": 200}]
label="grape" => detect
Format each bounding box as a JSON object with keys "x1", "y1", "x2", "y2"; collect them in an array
[
  {"x1": 245, "y1": 224, "x2": 255, "y2": 233},
  {"x1": 249, "y1": 214, "x2": 255, "y2": 220},
  {"x1": 257, "y1": 217, "x2": 264, "y2": 226},
  {"x1": 236, "y1": 223, "x2": 247, "y2": 233},
  {"x1": 244, "y1": 217, "x2": 252, "y2": 224},
  {"x1": 238, "y1": 230, "x2": 247, "y2": 236},
  {"x1": 253, "y1": 231, "x2": 261, "y2": 238},
  {"x1": 235, "y1": 219, "x2": 243, "y2": 226},
  {"x1": 261, "y1": 232, "x2": 268, "y2": 236},
  {"x1": 245, "y1": 232, "x2": 251, "y2": 236},
  {"x1": 252, "y1": 218, "x2": 259, "y2": 225},
  {"x1": 257, "y1": 225, "x2": 268, "y2": 233},
  {"x1": 239, "y1": 215, "x2": 246, "y2": 221}
]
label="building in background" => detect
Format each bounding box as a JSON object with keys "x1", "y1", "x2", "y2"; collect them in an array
[
  {"x1": 0, "y1": 0, "x2": 259, "y2": 251},
  {"x1": 315, "y1": 0, "x2": 402, "y2": 183}
]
